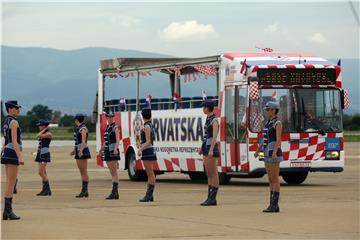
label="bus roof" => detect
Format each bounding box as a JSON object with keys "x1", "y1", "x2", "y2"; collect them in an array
[
  {"x1": 100, "y1": 55, "x2": 220, "y2": 73},
  {"x1": 223, "y1": 52, "x2": 335, "y2": 66}
]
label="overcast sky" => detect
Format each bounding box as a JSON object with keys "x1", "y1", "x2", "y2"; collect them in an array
[{"x1": 2, "y1": 1, "x2": 359, "y2": 59}]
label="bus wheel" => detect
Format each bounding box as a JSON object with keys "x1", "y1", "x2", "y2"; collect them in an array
[
  {"x1": 219, "y1": 173, "x2": 231, "y2": 185},
  {"x1": 126, "y1": 150, "x2": 147, "y2": 181},
  {"x1": 282, "y1": 172, "x2": 308, "y2": 185},
  {"x1": 188, "y1": 172, "x2": 207, "y2": 182}
]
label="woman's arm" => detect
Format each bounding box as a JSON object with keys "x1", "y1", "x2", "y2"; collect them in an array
[
  {"x1": 36, "y1": 126, "x2": 50, "y2": 138},
  {"x1": 272, "y1": 122, "x2": 283, "y2": 159},
  {"x1": 209, "y1": 120, "x2": 219, "y2": 154},
  {"x1": 140, "y1": 127, "x2": 152, "y2": 151},
  {"x1": 79, "y1": 128, "x2": 87, "y2": 156},
  {"x1": 114, "y1": 127, "x2": 120, "y2": 154},
  {"x1": 11, "y1": 121, "x2": 23, "y2": 164}
]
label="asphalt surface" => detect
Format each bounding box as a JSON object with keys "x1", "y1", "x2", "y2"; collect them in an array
[{"x1": 1, "y1": 142, "x2": 359, "y2": 239}]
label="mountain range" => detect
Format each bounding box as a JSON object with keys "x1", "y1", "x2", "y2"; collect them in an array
[{"x1": 1, "y1": 46, "x2": 359, "y2": 115}]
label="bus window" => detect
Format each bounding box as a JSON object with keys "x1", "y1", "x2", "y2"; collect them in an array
[
  {"x1": 238, "y1": 88, "x2": 247, "y2": 143},
  {"x1": 225, "y1": 88, "x2": 235, "y2": 143}
]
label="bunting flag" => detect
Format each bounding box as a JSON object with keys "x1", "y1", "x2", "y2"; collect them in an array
[
  {"x1": 194, "y1": 65, "x2": 217, "y2": 76},
  {"x1": 255, "y1": 46, "x2": 274, "y2": 52}
]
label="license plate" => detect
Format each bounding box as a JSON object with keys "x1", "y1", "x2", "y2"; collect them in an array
[{"x1": 290, "y1": 162, "x2": 312, "y2": 168}]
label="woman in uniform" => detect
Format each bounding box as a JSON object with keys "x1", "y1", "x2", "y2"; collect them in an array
[
  {"x1": 35, "y1": 119, "x2": 52, "y2": 196},
  {"x1": 138, "y1": 108, "x2": 157, "y2": 202},
  {"x1": 100, "y1": 112, "x2": 120, "y2": 199},
  {"x1": 254, "y1": 101, "x2": 283, "y2": 213},
  {"x1": 1, "y1": 100, "x2": 23, "y2": 220},
  {"x1": 70, "y1": 114, "x2": 91, "y2": 198},
  {"x1": 199, "y1": 100, "x2": 220, "y2": 206}
]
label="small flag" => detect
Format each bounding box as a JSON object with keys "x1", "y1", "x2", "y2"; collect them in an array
[
  {"x1": 119, "y1": 97, "x2": 127, "y2": 110},
  {"x1": 240, "y1": 59, "x2": 247, "y2": 74},
  {"x1": 271, "y1": 90, "x2": 277, "y2": 100},
  {"x1": 337, "y1": 59, "x2": 341, "y2": 66},
  {"x1": 202, "y1": 90, "x2": 207, "y2": 100},
  {"x1": 255, "y1": 46, "x2": 274, "y2": 52}
]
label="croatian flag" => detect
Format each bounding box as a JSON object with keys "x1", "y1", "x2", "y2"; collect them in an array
[
  {"x1": 119, "y1": 97, "x2": 127, "y2": 110},
  {"x1": 240, "y1": 59, "x2": 247, "y2": 74},
  {"x1": 173, "y1": 93, "x2": 180, "y2": 111},
  {"x1": 202, "y1": 90, "x2": 207, "y2": 100},
  {"x1": 146, "y1": 94, "x2": 152, "y2": 108}
]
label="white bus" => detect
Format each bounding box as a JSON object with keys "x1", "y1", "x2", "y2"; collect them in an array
[{"x1": 95, "y1": 52, "x2": 348, "y2": 185}]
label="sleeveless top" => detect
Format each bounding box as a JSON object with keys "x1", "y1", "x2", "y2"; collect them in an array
[
  {"x1": 37, "y1": 130, "x2": 51, "y2": 155},
  {"x1": 2, "y1": 115, "x2": 22, "y2": 150},
  {"x1": 140, "y1": 121, "x2": 155, "y2": 149},
  {"x1": 104, "y1": 122, "x2": 118, "y2": 151},
  {"x1": 203, "y1": 114, "x2": 218, "y2": 145},
  {"x1": 74, "y1": 123, "x2": 88, "y2": 150},
  {"x1": 262, "y1": 116, "x2": 282, "y2": 153}
]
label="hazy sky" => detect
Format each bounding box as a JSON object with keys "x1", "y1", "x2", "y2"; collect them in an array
[{"x1": 2, "y1": 1, "x2": 359, "y2": 58}]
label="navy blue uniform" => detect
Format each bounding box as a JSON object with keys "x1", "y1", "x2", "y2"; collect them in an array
[
  {"x1": 74, "y1": 123, "x2": 91, "y2": 160},
  {"x1": 35, "y1": 131, "x2": 52, "y2": 163},
  {"x1": 1, "y1": 116, "x2": 22, "y2": 165},
  {"x1": 103, "y1": 123, "x2": 120, "y2": 161},
  {"x1": 202, "y1": 114, "x2": 220, "y2": 157},
  {"x1": 140, "y1": 121, "x2": 157, "y2": 161},
  {"x1": 262, "y1": 117, "x2": 283, "y2": 163}
]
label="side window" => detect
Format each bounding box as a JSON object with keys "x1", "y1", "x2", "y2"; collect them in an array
[
  {"x1": 238, "y1": 87, "x2": 247, "y2": 143},
  {"x1": 225, "y1": 88, "x2": 235, "y2": 143}
]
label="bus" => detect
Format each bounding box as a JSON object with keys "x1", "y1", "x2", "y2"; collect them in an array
[{"x1": 95, "y1": 52, "x2": 349, "y2": 185}]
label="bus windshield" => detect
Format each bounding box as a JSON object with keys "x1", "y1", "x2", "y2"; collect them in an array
[{"x1": 250, "y1": 88, "x2": 343, "y2": 133}]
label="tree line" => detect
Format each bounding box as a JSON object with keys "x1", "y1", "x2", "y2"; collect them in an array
[{"x1": 1, "y1": 103, "x2": 95, "y2": 132}]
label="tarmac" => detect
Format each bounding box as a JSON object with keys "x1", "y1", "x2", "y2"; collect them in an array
[{"x1": 1, "y1": 142, "x2": 359, "y2": 239}]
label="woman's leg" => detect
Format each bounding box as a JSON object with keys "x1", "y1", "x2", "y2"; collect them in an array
[
  {"x1": 265, "y1": 163, "x2": 273, "y2": 191},
  {"x1": 107, "y1": 161, "x2": 119, "y2": 183},
  {"x1": 269, "y1": 163, "x2": 280, "y2": 192},
  {"x1": 206, "y1": 156, "x2": 219, "y2": 188},
  {"x1": 143, "y1": 161, "x2": 155, "y2": 185},
  {"x1": 203, "y1": 156, "x2": 210, "y2": 185},
  {"x1": 38, "y1": 163, "x2": 48, "y2": 182},
  {"x1": 76, "y1": 160, "x2": 89, "y2": 182},
  {"x1": 5, "y1": 165, "x2": 18, "y2": 198}
]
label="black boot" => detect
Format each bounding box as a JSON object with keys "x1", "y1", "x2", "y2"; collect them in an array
[
  {"x1": 37, "y1": 181, "x2": 52, "y2": 196},
  {"x1": 2, "y1": 197, "x2": 20, "y2": 220},
  {"x1": 263, "y1": 191, "x2": 280, "y2": 213},
  {"x1": 139, "y1": 184, "x2": 154, "y2": 202},
  {"x1": 13, "y1": 179, "x2": 18, "y2": 194},
  {"x1": 200, "y1": 185, "x2": 211, "y2": 205},
  {"x1": 201, "y1": 186, "x2": 218, "y2": 206},
  {"x1": 263, "y1": 191, "x2": 274, "y2": 210},
  {"x1": 76, "y1": 181, "x2": 89, "y2": 198},
  {"x1": 106, "y1": 182, "x2": 119, "y2": 200}
]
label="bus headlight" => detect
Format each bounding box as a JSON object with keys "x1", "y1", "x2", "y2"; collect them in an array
[{"x1": 325, "y1": 151, "x2": 340, "y2": 160}]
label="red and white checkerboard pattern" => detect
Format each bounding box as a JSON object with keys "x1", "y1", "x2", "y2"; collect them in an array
[
  {"x1": 248, "y1": 132, "x2": 344, "y2": 161},
  {"x1": 344, "y1": 89, "x2": 350, "y2": 109},
  {"x1": 249, "y1": 81, "x2": 260, "y2": 100}
]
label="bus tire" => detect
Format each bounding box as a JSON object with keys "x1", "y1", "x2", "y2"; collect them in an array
[
  {"x1": 219, "y1": 173, "x2": 231, "y2": 185},
  {"x1": 126, "y1": 149, "x2": 147, "y2": 181},
  {"x1": 282, "y1": 172, "x2": 308, "y2": 185},
  {"x1": 188, "y1": 172, "x2": 207, "y2": 182}
]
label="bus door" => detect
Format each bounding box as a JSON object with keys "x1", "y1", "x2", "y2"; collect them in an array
[{"x1": 225, "y1": 85, "x2": 248, "y2": 172}]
